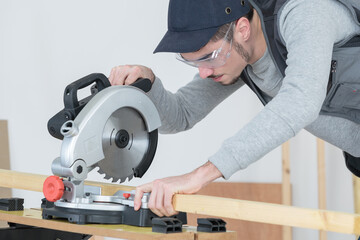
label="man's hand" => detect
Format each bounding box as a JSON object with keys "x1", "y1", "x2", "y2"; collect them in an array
[
  {"x1": 109, "y1": 65, "x2": 155, "y2": 85},
  {"x1": 133, "y1": 161, "x2": 223, "y2": 217}
]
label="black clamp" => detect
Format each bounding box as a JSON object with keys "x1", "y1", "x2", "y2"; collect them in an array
[
  {"x1": 197, "y1": 218, "x2": 226, "y2": 232},
  {"x1": 41, "y1": 198, "x2": 54, "y2": 209},
  {"x1": 0, "y1": 198, "x2": 24, "y2": 211},
  {"x1": 152, "y1": 217, "x2": 183, "y2": 233}
]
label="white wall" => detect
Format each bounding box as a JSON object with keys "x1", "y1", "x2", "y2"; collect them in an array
[{"x1": 0, "y1": 1, "x2": 355, "y2": 239}]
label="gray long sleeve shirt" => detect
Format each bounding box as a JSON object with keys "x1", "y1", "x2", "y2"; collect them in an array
[{"x1": 147, "y1": 0, "x2": 360, "y2": 179}]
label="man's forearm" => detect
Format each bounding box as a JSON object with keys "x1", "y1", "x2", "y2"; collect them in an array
[{"x1": 191, "y1": 161, "x2": 223, "y2": 189}]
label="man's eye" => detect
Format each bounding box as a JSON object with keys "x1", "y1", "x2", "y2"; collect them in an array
[{"x1": 196, "y1": 52, "x2": 214, "y2": 61}]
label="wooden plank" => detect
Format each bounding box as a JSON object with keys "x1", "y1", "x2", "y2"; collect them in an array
[
  {"x1": 0, "y1": 121, "x2": 11, "y2": 197},
  {"x1": 353, "y1": 174, "x2": 360, "y2": 239},
  {"x1": 193, "y1": 231, "x2": 237, "y2": 240},
  {"x1": 0, "y1": 169, "x2": 135, "y2": 194},
  {"x1": 89, "y1": 237, "x2": 104, "y2": 240},
  {"x1": 187, "y1": 182, "x2": 282, "y2": 240},
  {"x1": 281, "y1": 141, "x2": 292, "y2": 240},
  {"x1": 0, "y1": 120, "x2": 12, "y2": 227},
  {"x1": 317, "y1": 138, "x2": 327, "y2": 240},
  {"x1": 353, "y1": 175, "x2": 360, "y2": 214},
  {"x1": 0, "y1": 208, "x2": 195, "y2": 240},
  {"x1": 173, "y1": 194, "x2": 360, "y2": 235}
]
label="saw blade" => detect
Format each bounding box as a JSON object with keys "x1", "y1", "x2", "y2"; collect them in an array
[{"x1": 97, "y1": 107, "x2": 150, "y2": 183}]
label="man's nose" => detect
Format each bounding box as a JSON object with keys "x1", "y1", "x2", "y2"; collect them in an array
[{"x1": 198, "y1": 67, "x2": 214, "y2": 79}]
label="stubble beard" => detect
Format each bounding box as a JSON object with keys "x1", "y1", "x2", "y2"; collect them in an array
[
  {"x1": 209, "y1": 41, "x2": 251, "y2": 86},
  {"x1": 223, "y1": 41, "x2": 251, "y2": 85}
]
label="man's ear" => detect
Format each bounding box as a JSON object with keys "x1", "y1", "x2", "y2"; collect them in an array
[{"x1": 234, "y1": 17, "x2": 251, "y2": 41}]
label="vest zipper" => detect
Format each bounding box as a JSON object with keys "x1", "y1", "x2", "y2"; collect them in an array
[{"x1": 327, "y1": 60, "x2": 337, "y2": 94}]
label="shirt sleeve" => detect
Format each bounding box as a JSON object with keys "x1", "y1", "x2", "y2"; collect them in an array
[{"x1": 147, "y1": 73, "x2": 244, "y2": 134}]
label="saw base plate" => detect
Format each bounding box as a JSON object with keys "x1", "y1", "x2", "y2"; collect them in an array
[{"x1": 42, "y1": 205, "x2": 187, "y2": 226}]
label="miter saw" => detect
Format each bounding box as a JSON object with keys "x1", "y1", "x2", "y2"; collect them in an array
[{"x1": 41, "y1": 73, "x2": 186, "y2": 226}]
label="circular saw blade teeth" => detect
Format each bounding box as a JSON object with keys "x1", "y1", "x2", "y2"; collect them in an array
[
  {"x1": 111, "y1": 178, "x2": 120, "y2": 183},
  {"x1": 97, "y1": 166, "x2": 105, "y2": 175},
  {"x1": 103, "y1": 174, "x2": 112, "y2": 180},
  {"x1": 127, "y1": 175, "x2": 134, "y2": 181}
]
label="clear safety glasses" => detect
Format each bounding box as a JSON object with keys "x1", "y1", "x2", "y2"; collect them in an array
[{"x1": 176, "y1": 22, "x2": 234, "y2": 69}]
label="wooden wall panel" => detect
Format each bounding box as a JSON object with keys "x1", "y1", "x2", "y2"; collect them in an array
[
  {"x1": 0, "y1": 120, "x2": 12, "y2": 227},
  {"x1": 187, "y1": 182, "x2": 283, "y2": 240}
]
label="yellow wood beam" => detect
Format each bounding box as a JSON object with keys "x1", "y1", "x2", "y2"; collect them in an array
[
  {"x1": 281, "y1": 141, "x2": 292, "y2": 240},
  {"x1": 0, "y1": 169, "x2": 134, "y2": 196},
  {"x1": 317, "y1": 138, "x2": 327, "y2": 240},
  {"x1": 173, "y1": 194, "x2": 360, "y2": 235}
]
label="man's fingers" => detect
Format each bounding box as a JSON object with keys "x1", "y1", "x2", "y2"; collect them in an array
[
  {"x1": 134, "y1": 183, "x2": 153, "y2": 211},
  {"x1": 164, "y1": 190, "x2": 177, "y2": 216},
  {"x1": 109, "y1": 68, "x2": 115, "y2": 84},
  {"x1": 114, "y1": 67, "x2": 127, "y2": 85},
  {"x1": 109, "y1": 65, "x2": 155, "y2": 86},
  {"x1": 154, "y1": 186, "x2": 166, "y2": 216},
  {"x1": 148, "y1": 185, "x2": 164, "y2": 217},
  {"x1": 109, "y1": 66, "x2": 128, "y2": 85},
  {"x1": 124, "y1": 73, "x2": 139, "y2": 85}
]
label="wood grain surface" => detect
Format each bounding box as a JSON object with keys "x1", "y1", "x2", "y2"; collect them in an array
[{"x1": 187, "y1": 182, "x2": 282, "y2": 240}]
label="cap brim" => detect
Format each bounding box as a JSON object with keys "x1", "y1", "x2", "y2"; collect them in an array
[{"x1": 153, "y1": 26, "x2": 220, "y2": 54}]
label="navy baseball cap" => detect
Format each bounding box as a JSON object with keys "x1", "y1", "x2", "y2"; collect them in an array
[{"x1": 154, "y1": 0, "x2": 251, "y2": 54}]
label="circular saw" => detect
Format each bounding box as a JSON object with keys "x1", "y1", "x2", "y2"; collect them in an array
[
  {"x1": 40, "y1": 73, "x2": 187, "y2": 226},
  {"x1": 47, "y1": 73, "x2": 160, "y2": 183}
]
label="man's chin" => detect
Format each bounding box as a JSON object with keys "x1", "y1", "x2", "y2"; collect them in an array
[{"x1": 220, "y1": 75, "x2": 240, "y2": 86}]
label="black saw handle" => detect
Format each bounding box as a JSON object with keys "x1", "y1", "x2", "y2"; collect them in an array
[
  {"x1": 64, "y1": 73, "x2": 110, "y2": 110},
  {"x1": 47, "y1": 73, "x2": 152, "y2": 140}
]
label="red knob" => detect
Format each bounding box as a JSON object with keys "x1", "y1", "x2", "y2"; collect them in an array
[
  {"x1": 43, "y1": 176, "x2": 64, "y2": 202},
  {"x1": 123, "y1": 193, "x2": 131, "y2": 199}
]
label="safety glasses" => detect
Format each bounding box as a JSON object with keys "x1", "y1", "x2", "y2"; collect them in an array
[{"x1": 176, "y1": 22, "x2": 234, "y2": 68}]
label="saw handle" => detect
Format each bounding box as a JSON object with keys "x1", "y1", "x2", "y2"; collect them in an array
[
  {"x1": 48, "y1": 73, "x2": 111, "y2": 140},
  {"x1": 130, "y1": 78, "x2": 152, "y2": 93},
  {"x1": 64, "y1": 73, "x2": 111, "y2": 109}
]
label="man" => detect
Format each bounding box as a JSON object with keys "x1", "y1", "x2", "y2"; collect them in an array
[{"x1": 109, "y1": 0, "x2": 360, "y2": 217}]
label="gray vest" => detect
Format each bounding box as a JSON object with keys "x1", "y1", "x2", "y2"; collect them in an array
[{"x1": 242, "y1": 0, "x2": 360, "y2": 123}]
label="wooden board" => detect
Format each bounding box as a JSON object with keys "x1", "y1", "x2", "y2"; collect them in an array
[
  {"x1": 0, "y1": 120, "x2": 11, "y2": 198},
  {"x1": 174, "y1": 194, "x2": 360, "y2": 235},
  {"x1": 281, "y1": 141, "x2": 292, "y2": 240},
  {"x1": 354, "y1": 175, "x2": 360, "y2": 214},
  {"x1": 317, "y1": 138, "x2": 327, "y2": 240},
  {"x1": 187, "y1": 182, "x2": 282, "y2": 240},
  {"x1": 0, "y1": 169, "x2": 135, "y2": 194},
  {"x1": 0, "y1": 120, "x2": 11, "y2": 227},
  {"x1": 0, "y1": 208, "x2": 236, "y2": 240}
]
